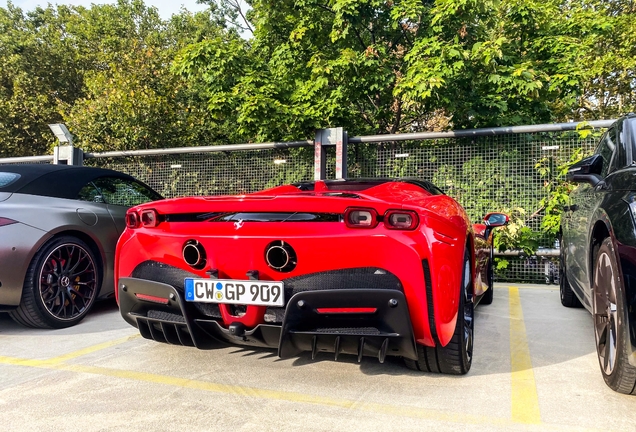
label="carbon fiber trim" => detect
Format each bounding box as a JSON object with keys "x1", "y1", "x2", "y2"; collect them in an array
[
  {"x1": 131, "y1": 261, "x2": 221, "y2": 318},
  {"x1": 278, "y1": 289, "x2": 418, "y2": 361},
  {"x1": 164, "y1": 212, "x2": 341, "y2": 223},
  {"x1": 130, "y1": 262, "x2": 402, "y2": 323},
  {"x1": 131, "y1": 261, "x2": 195, "y2": 291},
  {"x1": 283, "y1": 267, "x2": 402, "y2": 296},
  {"x1": 263, "y1": 267, "x2": 403, "y2": 324}
]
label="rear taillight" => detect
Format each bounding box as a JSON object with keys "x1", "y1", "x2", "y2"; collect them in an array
[
  {"x1": 316, "y1": 307, "x2": 377, "y2": 314},
  {"x1": 0, "y1": 217, "x2": 18, "y2": 227},
  {"x1": 344, "y1": 208, "x2": 379, "y2": 228},
  {"x1": 140, "y1": 209, "x2": 159, "y2": 227},
  {"x1": 135, "y1": 293, "x2": 169, "y2": 305},
  {"x1": 126, "y1": 209, "x2": 160, "y2": 229},
  {"x1": 384, "y1": 210, "x2": 419, "y2": 230},
  {"x1": 125, "y1": 211, "x2": 140, "y2": 229}
]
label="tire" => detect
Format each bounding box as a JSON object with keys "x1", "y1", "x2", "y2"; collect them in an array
[
  {"x1": 480, "y1": 245, "x2": 494, "y2": 305},
  {"x1": 405, "y1": 248, "x2": 473, "y2": 375},
  {"x1": 560, "y1": 239, "x2": 582, "y2": 308},
  {"x1": 9, "y1": 236, "x2": 101, "y2": 329},
  {"x1": 592, "y1": 238, "x2": 636, "y2": 394}
]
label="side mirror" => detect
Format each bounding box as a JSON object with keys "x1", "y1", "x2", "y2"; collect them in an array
[
  {"x1": 566, "y1": 155, "x2": 604, "y2": 186},
  {"x1": 484, "y1": 212, "x2": 509, "y2": 227},
  {"x1": 483, "y1": 212, "x2": 509, "y2": 239}
]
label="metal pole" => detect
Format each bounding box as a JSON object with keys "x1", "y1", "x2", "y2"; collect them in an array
[
  {"x1": 335, "y1": 128, "x2": 347, "y2": 179},
  {"x1": 314, "y1": 130, "x2": 327, "y2": 180},
  {"x1": 84, "y1": 140, "x2": 313, "y2": 159},
  {"x1": 348, "y1": 119, "x2": 616, "y2": 144}
]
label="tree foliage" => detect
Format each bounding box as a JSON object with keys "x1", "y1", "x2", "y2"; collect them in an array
[
  {"x1": 1, "y1": 0, "x2": 634, "y2": 157},
  {"x1": 175, "y1": 0, "x2": 636, "y2": 144},
  {"x1": 0, "y1": 0, "x2": 633, "y2": 263},
  {"x1": 0, "y1": 3, "x2": 82, "y2": 157},
  {"x1": 0, "y1": 0, "x2": 226, "y2": 157}
]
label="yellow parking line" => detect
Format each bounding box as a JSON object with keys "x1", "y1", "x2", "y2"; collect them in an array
[
  {"x1": 0, "y1": 355, "x2": 511, "y2": 427},
  {"x1": 0, "y1": 334, "x2": 138, "y2": 367},
  {"x1": 0, "y1": 290, "x2": 549, "y2": 427},
  {"x1": 509, "y1": 286, "x2": 541, "y2": 424},
  {"x1": 47, "y1": 334, "x2": 140, "y2": 364}
]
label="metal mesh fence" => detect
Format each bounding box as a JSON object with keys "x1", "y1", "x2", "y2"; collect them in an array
[
  {"x1": 84, "y1": 147, "x2": 315, "y2": 198},
  {"x1": 0, "y1": 125, "x2": 607, "y2": 284},
  {"x1": 337, "y1": 131, "x2": 601, "y2": 283},
  {"x1": 0, "y1": 159, "x2": 52, "y2": 165}
]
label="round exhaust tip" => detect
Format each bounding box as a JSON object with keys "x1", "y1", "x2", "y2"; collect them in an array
[
  {"x1": 183, "y1": 240, "x2": 206, "y2": 269},
  {"x1": 265, "y1": 240, "x2": 297, "y2": 272}
]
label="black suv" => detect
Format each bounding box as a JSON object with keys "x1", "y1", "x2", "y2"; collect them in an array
[{"x1": 560, "y1": 114, "x2": 636, "y2": 394}]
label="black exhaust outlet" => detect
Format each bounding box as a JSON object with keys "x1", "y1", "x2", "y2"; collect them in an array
[
  {"x1": 183, "y1": 240, "x2": 206, "y2": 269},
  {"x1": 265, "y1": 240, "x2": 297, "y2": 272}
]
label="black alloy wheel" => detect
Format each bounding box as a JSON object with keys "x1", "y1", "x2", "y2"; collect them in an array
[
  {"x1": 10, "y1": 236, "x2": 100, "y2": 329},
  {"x1": 592, "y1": 238, "x2": 636, "y2": 394},
  {"x1": 404, "y1": 247, "x2": 474, "y2": 375}
]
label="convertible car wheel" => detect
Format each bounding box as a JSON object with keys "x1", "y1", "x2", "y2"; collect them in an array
[
  {"x1": 9, "y1": 236, "x2": 100, "y2": 329},
  {"x1": 405, "y1": 248, "x2": 474, "y2": 374},
  {"x1": 592, "y1": 238, "x2": 636, "y2": 394}
]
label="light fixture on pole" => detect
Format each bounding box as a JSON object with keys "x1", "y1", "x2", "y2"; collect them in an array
[
  {"x1": 49, "y1": 123, "x2": 80, "y2": 165},
  {"x1": 48, "y1": 123, "x2": 74, "y2": 145}
]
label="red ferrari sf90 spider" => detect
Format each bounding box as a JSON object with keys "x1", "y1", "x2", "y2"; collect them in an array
[{"x1": 115, "y1": 178, "x2": 507, "y2": 374}]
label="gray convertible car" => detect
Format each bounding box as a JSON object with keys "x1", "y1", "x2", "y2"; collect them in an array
[{"x1": 0, "y1": 164, "x2": 162, "y2": 328}]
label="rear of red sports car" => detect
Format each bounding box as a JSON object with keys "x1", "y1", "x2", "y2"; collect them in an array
[{"x1": 115, "y1": 179, "x2": 476, "y2": 373}]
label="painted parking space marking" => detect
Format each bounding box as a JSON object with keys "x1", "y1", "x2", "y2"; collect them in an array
[
  {"x1": 47, "y1": 334, "x2": 140, "y2": 364},
  {"x1": 509, "y1": 286, "x2": 541, "y2": 424},
  {"x1": 0, "y1": 334, "x2": 139, "y2": 367},
  {"x1": 0, "y1": 353, "x2": 515, "y2": 427},
  {"x1": 0, "y1": 287, "x2": 553, "y2": 428}
]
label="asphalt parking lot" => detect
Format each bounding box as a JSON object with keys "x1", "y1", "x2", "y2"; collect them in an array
[{"x1": 1, "y1": 283, "x2": 635, "y2": 432}]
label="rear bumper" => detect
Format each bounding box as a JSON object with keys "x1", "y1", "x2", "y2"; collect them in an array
[
  {"x1": 116, "y1": 223, "x2": 468, "y2": 347},
  {"x1": 118, "y1": 276, "x2": 418, "y2": 362}
]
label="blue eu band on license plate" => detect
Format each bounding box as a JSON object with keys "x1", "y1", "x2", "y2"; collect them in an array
[{"x1": 184, "y1": 278, "x2": 285, "y2": 307}]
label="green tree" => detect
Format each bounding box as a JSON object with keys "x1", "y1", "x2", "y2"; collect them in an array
[
  {"x1": 65, "y1": 1, "x2": 225, "y2": 152},
  {"x1": 175, "y1": 0, "x2": 636, "y2": 143},
  {"x1": 0, "y1": 0, "x2": 225, "y2": 157},
  {"x1": 0, "y1": 3, "x2": 84, "y2": 157}
]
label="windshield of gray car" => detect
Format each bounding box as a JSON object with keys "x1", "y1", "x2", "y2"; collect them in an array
[{"x1": 0, "y1": 172, "x2": 20, "y2": 188}]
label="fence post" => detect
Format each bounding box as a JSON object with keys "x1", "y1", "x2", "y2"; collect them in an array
[
  {"x1": 48, "y1": 123, "x2": 83, "y2": 166},
  {"x1": 335, "y1": 129, "x2": 348, "y2": 179},
  {"x1": 314, "y1": 130, "x2": 327, "y2": 180},
  {"x1": 314, "y1": 127, "x2": 347, "y2": 180},
  {"x1": 53, "y1": 145, "x2": 84, "y2": 166}
]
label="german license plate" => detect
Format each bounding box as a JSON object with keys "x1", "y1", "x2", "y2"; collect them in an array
[{"x1": 184, "y1": 278, "x2": 284, "y2": 307}]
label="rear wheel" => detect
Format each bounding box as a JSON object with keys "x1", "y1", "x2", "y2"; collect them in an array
[
  {"x1": 9, "y1": 236, "x2": 100, "y2": 329},
  {"x1": 592, "y1": 238, "x2": 636, "y2": 394},
  {"x1": 560, "y1": 237, "x2": 582, "y2": 308},
  {"x1": 405, "y1": 248, "x2": 473, "y2": 375}
]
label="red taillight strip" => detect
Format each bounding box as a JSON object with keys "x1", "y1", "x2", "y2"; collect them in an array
[
  {"x1": 140, "y1": 209, "x2": 159, "y2": 227},
  {"x1": 126, "y1": 211, "x2": 139, "y2": 229},
  {"x1": 316, "y1": 307, "x2": 377, "y2": 314},
  {"x1": 343, "y1": 207, "x2": 379, "y2": 229},
  {"x1": 0, "y1": 217, "x2": 18, "y2": 227},
  {"x1": 384, "y1": 210, "x2": 419, "y2": 230},
  {"x1": 126, "y1": 209, "x2": 162, "y2": 229},
  {"x1": 135, "y1": 293, "x2": 169, "y2": 305}
]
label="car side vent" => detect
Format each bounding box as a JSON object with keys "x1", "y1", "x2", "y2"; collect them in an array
[{"x1": 422, "y1": 259, "x2": 438, "y2": 344}]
